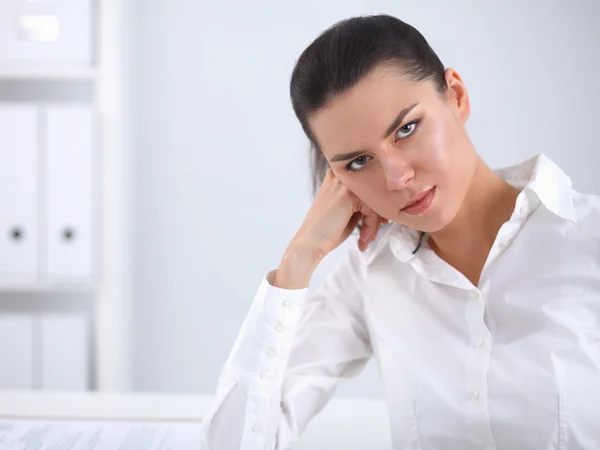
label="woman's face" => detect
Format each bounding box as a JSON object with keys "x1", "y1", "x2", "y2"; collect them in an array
[{"x1": 309, "y1": 65, "x2": 477, "y2": 233}]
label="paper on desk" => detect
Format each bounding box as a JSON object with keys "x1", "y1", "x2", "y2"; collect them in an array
[{"x1": 0, "y1": 418, "x2": 202, "y2": 450}]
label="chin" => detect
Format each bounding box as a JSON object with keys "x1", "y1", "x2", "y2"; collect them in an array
[
  {"x1": 401, "y1": 207, "x2": 457, "y2": 234},
  {"x1": 391, "y1": 217, "x2": 443, "y2": 233},
  {"x1": 416, "y1": 220, "x2": 447, "y2": 234},
  {"x1": 425, "y1": 205, "x2": 460, "y2": 233}
]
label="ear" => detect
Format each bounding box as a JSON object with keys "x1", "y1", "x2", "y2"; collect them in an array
[{"x1": 444, "y1": 68, "x2": 471, "y2": 123}]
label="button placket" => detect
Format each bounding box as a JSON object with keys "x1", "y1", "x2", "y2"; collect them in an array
[
  {"x1": 281, "y1": 299, "x2": 292, "y2": 309},
  {"x1": 262, "y1": 346, "x2": 281, "y2": 386},
  {"x1": 244, "y1": 388, "x2": 271, "y2": 448},
  {"x1": 484, "y1": 218, "x2": 522, "y2": 274},
  {"x1": 277, "y1": 296, "x2": 302, "y2": 328},
  {"x1": 258, "y1": 294, "x2": 301, "y2": 390},
  {"x1": 468, "y1": 290, "x2": 481, "y2": 301},
  {"x1": 260, "y1": 370, "x2": 271, "y2": 380},
  {"x1": 474, "y1": 338, "x2": 485, "y2": 349},
  {"x1": 262, "y1": 307, "x2": 288, "y2": 383},
  {"x1": 274, "y1": 321, "x2": 285, "y2": 333},
  {"x1": 244, "y1": 290, "x2": 307, "y2": 447},
  {"x1": 464, "y1": 287, "x2": 495, "y2": 447}
]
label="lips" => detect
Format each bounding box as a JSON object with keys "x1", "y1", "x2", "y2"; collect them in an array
[
  {"x1": 401, "y1": 187, "x2": 436, "y2": 215},
  {"x1": 403, "y1": 188, "x2": 433, "y2": 209}
]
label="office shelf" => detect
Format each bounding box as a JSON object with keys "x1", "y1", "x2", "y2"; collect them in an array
[{"x1": 0, "y1": 63, "x2": 96, "y2": 80}]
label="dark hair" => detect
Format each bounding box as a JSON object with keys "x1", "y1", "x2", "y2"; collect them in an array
[{"x1": 290, "y1": 15, "x2": 447, "y2": 195}]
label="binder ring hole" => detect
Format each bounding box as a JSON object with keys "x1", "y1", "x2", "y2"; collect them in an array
[
  {"x1": 62, "y1": 227, "x2": 76, "y2": 242},
  {"x1": 10, "y1": 226, "x2": 24, "y2": 241}
]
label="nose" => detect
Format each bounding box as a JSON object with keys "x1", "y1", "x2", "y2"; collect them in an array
[{"x1": 381, "y1": 151, "x2": 415, "y2": 191}]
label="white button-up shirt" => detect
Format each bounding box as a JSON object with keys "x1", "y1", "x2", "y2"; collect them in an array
[{"x1": 200, "y1": 154, "x2": 600, "y2": 449}]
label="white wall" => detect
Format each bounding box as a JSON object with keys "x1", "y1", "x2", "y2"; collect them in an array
[{"x1": 128, "y1": 0, "x2": 600, "y2": 395}]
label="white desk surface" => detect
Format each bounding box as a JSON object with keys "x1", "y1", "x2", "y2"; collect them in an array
[
  {"x1": 0, "y1": 390, "x2": 212, "y2": 421},
  {"x1": 0, "y1": 390, "x2": 393, "y2": 449}
]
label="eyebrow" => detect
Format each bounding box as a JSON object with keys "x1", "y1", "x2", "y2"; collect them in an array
[{"x1": 330, "y1": 102, "x2": 420, "y2": 163}]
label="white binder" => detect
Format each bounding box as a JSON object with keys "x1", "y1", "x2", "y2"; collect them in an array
[
  {"x1": 0, "y1": 0, "x2": 93, "y2": 64},
  {"x1": 0, "y1": 105, "x2": 39, "y2": 280},
  {"x1": 0, "y1": 314, "x2": 34, "y2": 389},
  {"x1": 44, "y1": 105, "x2": 94, "y2": 281},
  {"x1": 40, "y1": 313, "x2": 89, "y2": 390}
]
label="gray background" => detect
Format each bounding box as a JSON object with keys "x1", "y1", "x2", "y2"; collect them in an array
[{"x1": 126, "y1": 0, "x2": 600, "y2": 397}]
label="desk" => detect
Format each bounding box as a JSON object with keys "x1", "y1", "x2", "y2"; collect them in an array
[
  {"x1": 0, "y1": 391, "x2": 392, "y2": 449},
  {"x1": 0, "y1": 390, "x2": 209, "y2": 421}
]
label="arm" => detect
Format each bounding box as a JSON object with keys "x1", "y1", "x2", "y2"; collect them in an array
[{"x1": 199, "y1": 248, "x2": 371, "y2": 450}]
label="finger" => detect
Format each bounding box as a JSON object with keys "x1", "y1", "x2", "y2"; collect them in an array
[
  {"x1": 360, "y1": 203, "x2": 375, "y2": 216},
  {"x1": 359, "y1": 205, "x2": 386, "y2": 240},
  {"x1": 350, "y1": 195, "x2": 363, "y2": 214},
  {"x1": 342, "y1": 212, "x2": 363, "y2": 243},
  {"x1": 359, "y1": 214, "x2": 381, "y2": 251}
]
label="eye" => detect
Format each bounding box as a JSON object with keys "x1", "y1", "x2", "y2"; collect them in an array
[
  {"x1": 346, "y1": 155, "x2": 372, "y2": 173},
  {"x1": 395, "y1": 120, "x2": 419, "y2": 140}
]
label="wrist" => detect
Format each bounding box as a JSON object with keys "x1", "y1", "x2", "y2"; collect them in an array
[
  {"x1": 275, "y1": 243, "x2": 322, "y2": 289},
  {"x1": 285, "y1": 237, "x2": 324, "y2": 269}
]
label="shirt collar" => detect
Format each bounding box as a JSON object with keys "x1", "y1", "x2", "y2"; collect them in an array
[
  {"x1": 364, "y1": 153, "x2": 577, "y2": 266},
  {"x1": 495, "y1": 153, "x2": 577, "y2": 224}
]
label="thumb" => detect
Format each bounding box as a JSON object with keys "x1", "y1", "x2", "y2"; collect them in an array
[{"x1": 359, "y1": 213, "x2": 381, "y2": 247}]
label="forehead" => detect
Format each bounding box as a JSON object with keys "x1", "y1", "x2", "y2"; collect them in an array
[{"x1": 309, "y1": 67, "x2": 432, "y2": 156}]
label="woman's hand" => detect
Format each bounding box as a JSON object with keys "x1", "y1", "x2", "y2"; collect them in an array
[
  {"x1": 275, "y1": 169, "x2": 387, "y2": 289},
  {"x1": 295, "y1": 168, "x2": 387, "y2": 258}
]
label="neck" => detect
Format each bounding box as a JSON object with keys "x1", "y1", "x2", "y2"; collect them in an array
[{"x1": 429, "y1": 155, "x2": 520, "y2": 266}]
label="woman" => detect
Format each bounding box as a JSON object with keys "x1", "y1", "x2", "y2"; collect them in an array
[{"x1": 200, "y1": 14, "x2": 600, "y2": 449}]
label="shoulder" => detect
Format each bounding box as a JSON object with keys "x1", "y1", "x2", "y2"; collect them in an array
[
  {"x1": 571, "y1": 191, "x2": 600, "y2": 260},
  {"x1": 572, "y1": 191, "x2": 600, "y2": 235}
]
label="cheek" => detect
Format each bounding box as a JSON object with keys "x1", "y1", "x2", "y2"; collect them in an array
[
  {"x1": 344, "y1": 176, "x2": 391, "y2": 213},
  {"x1": 412, "y1": 118, "x2": 451, "y2": 175},
  {"x1": 345, "y1": 177, "x2": 376, "y2": 201},
  {"x1": 418, "y1": 115, "x2": 469, "y2": 181},
  {"x1": 427, "y1": 117, "x2": 476, "y2": 212}
]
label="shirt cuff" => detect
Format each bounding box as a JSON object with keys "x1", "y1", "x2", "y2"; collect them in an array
[{"x1": 222, "y1": 271, "x2": 309, "y2": 390}]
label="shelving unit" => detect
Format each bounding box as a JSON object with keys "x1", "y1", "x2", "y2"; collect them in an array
[
  {"x1": 0, "y1": 0, "x2": 130, "y2": 392},
  {"x1": 0, "y1": 64, "x2": 97, "y2": 80},
  {"x1": 0, "y1": 281, "x2": 96, "y2": 293}
]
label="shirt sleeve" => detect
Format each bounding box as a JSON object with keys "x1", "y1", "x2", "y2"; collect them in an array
[{"x1": 199, "y1": 248, "x2": 373, "y2": 450}]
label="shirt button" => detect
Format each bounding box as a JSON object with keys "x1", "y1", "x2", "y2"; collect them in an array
[
  {"x1": 520, "y1": 205, "x2": 528, "y2": 217},
  {"x1": 469, "y1": 291, "x2": 481, "y2": 300},
  {"x1": 474, "y1": 339, "x2": 485, "y2": 349},
  {"x1": 499, "y1": 239, "x2": 510, "y2": 249},
  {"x1": 266, "y1": 348, "x2": 278, "y2": 359},
  {"x1": 252, "y1": 423, "x2": 262, "y2": 433},
  {"x1": 282, "y1": 299, "x2": 292, "y2": 308},
  {"x1": 472, "y1": 389, "x2": 480, "y2": 401},
  {"x1": 260, "y1": 371, "x2": 271, "y2": 381},
  {"x1": 274, "y1": 322, "x2": 285, "y2": 333}
]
